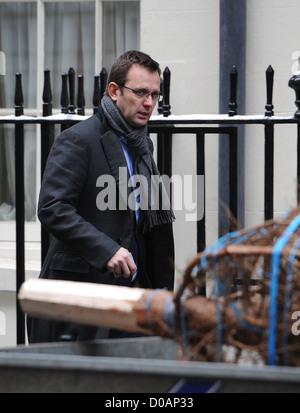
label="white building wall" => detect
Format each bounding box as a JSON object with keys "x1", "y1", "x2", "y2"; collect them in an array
[
  {"x1": 245, "y1": 0, "x2": 300, "y2": 228},
  {"x1": 141, "y1": 0, "x2": 300, "y2": 283},
  {"x1": 0, "y1": 292, "x2": 16, "y2": 348},
  {"x1": 141, "y1": 0, "x2": 220, "y2": 281}
]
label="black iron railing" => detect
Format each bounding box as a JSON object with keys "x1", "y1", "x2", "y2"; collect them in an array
[{"x1": 1, "y1": 64, "x2": 300, "y2": 344}]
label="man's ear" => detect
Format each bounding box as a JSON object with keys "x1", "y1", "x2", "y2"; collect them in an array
[{"x1": 107, "y1": 82, "x2": 119, "y2": 102}]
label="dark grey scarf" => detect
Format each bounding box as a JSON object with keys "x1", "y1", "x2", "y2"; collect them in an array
[{"x1": 101, "y1": 95, "x2": 175, "y2": 232}]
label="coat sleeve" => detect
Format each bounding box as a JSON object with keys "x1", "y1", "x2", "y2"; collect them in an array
[{"x1": 38, "y1": 121, "x2": 121, "y2": 272}]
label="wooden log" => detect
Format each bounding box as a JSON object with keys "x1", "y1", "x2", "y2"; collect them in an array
[
  {"x1": 18, "y1": 278, "x2": 174, "y2": 336},
  {"x1": 205, "y1": 244, "x2": 300, "y2": 258},
  {"x1": 18, "y1": 278, "x2": 244, "y2": 342}
]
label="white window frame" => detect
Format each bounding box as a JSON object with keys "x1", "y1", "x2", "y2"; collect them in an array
[
  {"x1": 0, "y1": 0, "x2": 139, "y2": 242},
  {"x1": 0, "y1": 0, "x2": 139, "y2": 115}
]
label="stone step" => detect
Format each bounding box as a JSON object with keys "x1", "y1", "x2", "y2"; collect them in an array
[
  {"x1": 0, "y1": 242, "x2": 41, "y2": 261},
  {"x1": 0, "y1": 242, "x2": 41, "y2": 291},
  {"x1": 0, "y1": 264, "x2": 40, "y2": 291}
]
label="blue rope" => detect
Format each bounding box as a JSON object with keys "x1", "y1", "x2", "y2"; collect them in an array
[
  {"x1": 281, "y1": 235, "x2": 300, "y2": 365},
  {"x1": 214, "y1": 278, "x2": 223, "y2": 361},
  {"x1": 179, "y1": 297, "x2": 189, "y2": 359},
  {"x1": 229, "y1": 301, "x2": 264, "y2": 334},
  {"x1": 162, "y1": 295, "x2": 176, "y2": 334},
  {"x1": 176, "y1": 284, "x2": 189, "y2": 358},
  {"x1": 268, "y1": 213, "x2": 300, "y2": 365},
  {"x1": 200, "y1": 230, "x2": 240, "y2": 268},
  {"x1": 196, "y1": 211, "x2": 300, "y2": 365},
  {"x1": 145, "y1": 289, "x2": 162, "y2": 332},
  {"x1": 200, "y1": 228, "x2": 258, "y2": 361}
]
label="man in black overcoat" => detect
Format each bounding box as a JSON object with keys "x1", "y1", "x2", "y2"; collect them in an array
[{"x1": 28, "y1": 50, "x2": 175, "y2": 343}]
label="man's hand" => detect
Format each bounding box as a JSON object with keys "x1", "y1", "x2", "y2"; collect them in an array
[{"x1": 106, "y1": 247, "x2": 137, "y2": 278}]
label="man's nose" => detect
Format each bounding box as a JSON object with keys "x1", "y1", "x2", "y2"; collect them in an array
[{"x1": 143, "y1": 95, "x2": 155, "y2": 106}]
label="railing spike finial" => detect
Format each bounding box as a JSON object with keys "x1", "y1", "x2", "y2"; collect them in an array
[
  {"x1": 68, "y1": 67, "x2": 76, "y2": 114},
  {"x1": 43, "y1": 69, "x2": 52, "y2": 116},
  {"x1": 158, "y1": 78, "x2": 163, "y2": 115},
  {"x1": 93, "y1": 75, "x2": 100, "y2": 114},
  {"x1": 163, "y1": 66, "x2": 171, "y2": 117},
  {"x1": 100, "y1": 67, "x2": 108, "y2": 100},
  {"x1": 289, "y1": 62, "x2": 300, "y2": 118},
  {"x1": 265, "y1": 65, "x2": 274, "y2": 117},
  {"x1": 60, "y1": 73, "x2": 69, "y2": 114},
  {"x1": 14, "y1": 72, "x2": 24, "y2": 116},
  {"x1": 228, "y1": 66, "x2": 238, "y2": 117},
  {"x1": 77, "y1": 74, "x2": 85, "y2": 116}
]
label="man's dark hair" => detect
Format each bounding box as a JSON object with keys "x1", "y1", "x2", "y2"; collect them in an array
[{"x1": 106, "y1": 50, "x2": 161, "y2": 91}]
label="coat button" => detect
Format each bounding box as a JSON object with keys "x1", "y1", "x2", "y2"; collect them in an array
[{"x1": 117, "y1": 237, "x2": 122, "y2": 244}]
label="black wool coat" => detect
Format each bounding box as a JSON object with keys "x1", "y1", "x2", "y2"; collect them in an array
[{"x1": 28, "y1": 108, "x2": 175, "y2": 343}]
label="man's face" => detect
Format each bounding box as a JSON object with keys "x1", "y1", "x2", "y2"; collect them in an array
[{"x1": 108, "y1": 64, "x2": 161, "y2": 128}]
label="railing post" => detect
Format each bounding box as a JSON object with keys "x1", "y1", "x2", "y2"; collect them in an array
[
  {"x1": 298, "y1": 123, "x2": 300, "y2": 204},
  {"x1": 93, "y1": 75, "x2": 100, "y2": 114},
  {"x1": 162, "y1": 67, "x2": 171, "y2": 117},
  {"x1": 158, "y1": 78, "x2": 163, "y2": 115},
  {"x1": 100, "y1": 67, "x2": 108, "y2": 100},
  {"x1": 288, "y1": 63, "x2": 300, "y2": 202},
  {"x1": 229, "y1": 127, "x2": 238, "y2": 229},
  {"x1": 264, "y1": 123, "x2": 274, "y2": 221},
  {"x1": 197, "y1": 132, "x2": 205, "y2": 253},
  {"x1": 264, "y1": 66, "x2": 275, "y2": 220},
  {"x1": 60, "y1": 72, "x2": 69, "y2": 131},
  {"x1": 93, "y1": 68, "x2": 107, "y2": 114},
  {"x1": 14, "y1": 72, "x2": 25, "y2": 345},
  {"x1": 42, "y1": 69, "x2": 52, "y2": 117},
  {"x1": 60, "y1": 73, "x2": 69, "y2": 114},
  {"x1": 197, "y1": 131, "x2": 206, "y2": 296},
  {"x1": 265, "y1": 65, "x2": 274, "y2": 117},
  {"x1": 77, "y1": 75, "x2": 85, "y2": 115},
  {"x1": 229, "y1": 66, "x2": 238, "y2": 116},
  {"x1": 157, "y1": 67, "x2": 172, "y2": 179},
  {"x1": 41, "y1": 69, "x2": 54, "y2": 264},
  {"x1": 157, "y1": 129, "x2": 172, "y2": 178},
  {"x1": 289, "y1": 61, "x2": 300, "y2": 119},
  {"x1": 68, "y1": 67, "x2": 76, "y2": 114}
]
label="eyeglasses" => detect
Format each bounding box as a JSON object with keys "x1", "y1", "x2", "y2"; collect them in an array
[{"x1": 119, "y1": 84, "x2": 163, "y2": 102}]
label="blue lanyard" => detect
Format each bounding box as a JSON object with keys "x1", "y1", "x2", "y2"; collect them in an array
[{"x1": 119, "y1": 136, "x2": 140, "y2": 223}]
